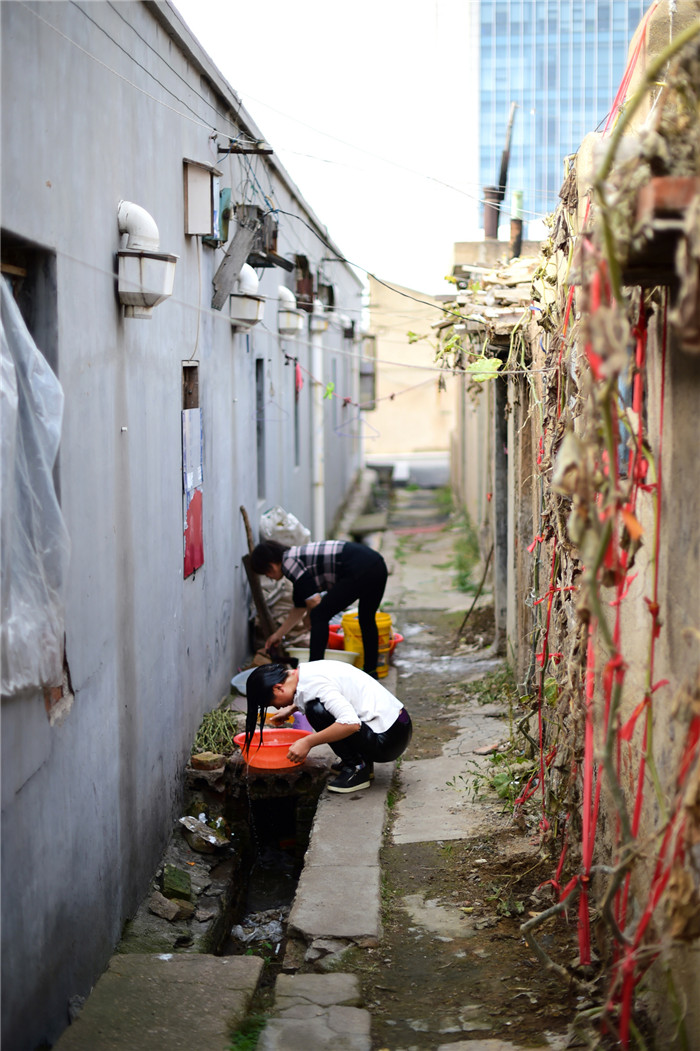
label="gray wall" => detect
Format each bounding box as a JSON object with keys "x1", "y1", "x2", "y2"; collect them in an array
[{"x1": 0, "y1": 3, "x2": 363, "y2": 1048}]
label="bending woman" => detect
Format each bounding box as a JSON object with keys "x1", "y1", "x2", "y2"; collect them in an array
[
  {"x1": 250, "y1": 539, "x2": 388, "y2": 677},
  {"x1": 245, "y1": 661, "x2": 412, "y2": 794}
]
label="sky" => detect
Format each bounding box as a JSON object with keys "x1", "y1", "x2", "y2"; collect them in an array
[{"x1": 171, "y1": 0, "x2": 482, "y2": 295}]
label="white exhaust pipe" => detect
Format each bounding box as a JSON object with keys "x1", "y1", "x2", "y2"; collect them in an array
[{"x1": 117, "y1": 200, "x2": 160, "y2": 251}]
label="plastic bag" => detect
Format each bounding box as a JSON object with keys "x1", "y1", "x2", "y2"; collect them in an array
[
  {"x1": 1, "y1": 279, "x2": 70, "y2": 693},
  {"x1": 259, "y1": 505, "x2": 310, "y2": 547}
]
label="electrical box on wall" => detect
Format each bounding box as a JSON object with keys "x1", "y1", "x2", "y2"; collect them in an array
[
  {"x1": 183, "y1": 159, "x2": 223, "y2": 237},
  {"x1": 203, "y1": 187, "x2": 233, "y2": 247}
]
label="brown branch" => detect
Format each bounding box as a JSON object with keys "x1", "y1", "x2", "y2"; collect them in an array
[{"x1": 454, "y1": 544, "x2": 494, "y2": 645}]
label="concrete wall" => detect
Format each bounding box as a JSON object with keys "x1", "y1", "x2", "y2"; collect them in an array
[
  {"x1": 450, "y1": 368, "x2": 491, "y2": 551},
  {"x1": 0, "y1": 3, "x2": 362, "y2": 1049}
]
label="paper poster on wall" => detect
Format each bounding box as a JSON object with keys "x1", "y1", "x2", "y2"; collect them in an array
[
  {"x1": 182, "y1": 408, "x2": 203, "y2": 491},
  {"x1": 182, "y1": 408, "x2": 204, "y2": 577},
  {"x1": 183, "y1": 486, "x2": 204, "y2": 578}
]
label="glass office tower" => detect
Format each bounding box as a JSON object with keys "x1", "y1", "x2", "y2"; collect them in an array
[{"x1": 479, "y1": 0, "x2": 649, "y2": 236}]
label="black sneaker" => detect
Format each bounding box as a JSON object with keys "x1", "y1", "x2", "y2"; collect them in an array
[
  {"x1": 327, "y1": 762, "x2": 372, "y2": 793},
  {"x1": 330, "y1": 758, "x2": 374, "y2": 780}
]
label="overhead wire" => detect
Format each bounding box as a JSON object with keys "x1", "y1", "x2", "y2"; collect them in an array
[{"x1": 23, "y1": 0, "x2": 558, "y2": 232}]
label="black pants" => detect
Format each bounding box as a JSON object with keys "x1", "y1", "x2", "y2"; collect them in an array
[
  {"x1": 305, "y1": 697, "x2": 412, "y2": 766},
  {"x1": 308, "y1": 546, "x2": 388, "y2": 674}
]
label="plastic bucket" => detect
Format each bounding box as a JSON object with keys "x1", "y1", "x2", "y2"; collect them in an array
[
  {"x1": 327, "y1": 625, "x2": 346, "y2": 650},
  {"x1": 341, "y1": 611, "x2": 393, "y2": 678}
]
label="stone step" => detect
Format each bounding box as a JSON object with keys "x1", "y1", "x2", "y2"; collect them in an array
[
  {"x1": 350, "y1": 510, "x2": 389, "y2": 540},
  {"x1": 257, "y1": 972, "x2": 371, "y2": 1051},
  {"x1": 54, "y1": 953, "x2": 263, "y2": 1051}
]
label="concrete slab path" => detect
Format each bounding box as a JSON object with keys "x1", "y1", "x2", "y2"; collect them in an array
[
  {"x1": 53, "y1": 954, "x2": 263, "y2": 1051},
  {"x1": 392, "y1": 703, "x2": 513, "y2": 845},
  {"x1": 257, "y1": 973, "x2": 371, "y2": 1051},
  {"x1": 287, "y1": 760, "x2": 393, "y2": 943}
]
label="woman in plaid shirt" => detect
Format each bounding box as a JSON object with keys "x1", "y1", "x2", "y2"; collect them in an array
[{"x1": 250, "y1": 539, "x2": 388, "y2": 678}]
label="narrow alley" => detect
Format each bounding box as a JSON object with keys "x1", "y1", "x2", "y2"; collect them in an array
[
  {"x1": 4, "y1": 5, "x2": 700, "y2": 1051},
  {"x1": 55, "y1": 485, "x2": 584, "y2": 1051}
]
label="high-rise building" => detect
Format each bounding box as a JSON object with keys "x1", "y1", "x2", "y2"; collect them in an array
[{"x1": 478, "y1": 0, "x2": 649, "y2": 237}]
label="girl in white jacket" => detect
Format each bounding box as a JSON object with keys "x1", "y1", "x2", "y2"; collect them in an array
[{"x1": 245, "y1": 660, "x2": 412, "y2": 793}]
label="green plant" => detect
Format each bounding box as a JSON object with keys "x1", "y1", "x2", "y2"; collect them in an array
[
  {"x1": 193, "y1": 707, "x2": 241, "y2": 755},
  {"x1": 381, "y1": 873, "x2": 398, "y2": 906},
  {"x1": 229, "y1": 1012, "x2": 269, "y2": 1051},
  {"x1": 453, "y1": 513, "x2": 480, "y2": 593},
  {"x1": 484, "y1": 750, "x2": 538, "y2": 807},
  {"x1": 393, "y1": 535, "x2": 410, "y2": 564},
  {"x1": 249, "y1": 939, "x2": 276, "y2": 965},
  {"x1": 458, "y1": 665, "x2": 517, "y2": 707},
  {"x1": 434, "y1": 486, "x2": 454, "y2": 514},
  {"x1": 485, "y1": 881, "x2": 525, "y2": 918}
]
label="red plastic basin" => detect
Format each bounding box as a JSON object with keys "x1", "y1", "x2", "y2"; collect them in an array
[{"x1": 233, "y1": 727, "x2": 312, "y2": 769}]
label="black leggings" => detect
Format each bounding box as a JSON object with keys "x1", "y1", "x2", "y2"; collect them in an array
[
  {"x1": 308, "y1": 555, "x2": 388, "y2": 674},
  {"x1": 305, "y1": 697, "x2": 412, "y2": 766}
]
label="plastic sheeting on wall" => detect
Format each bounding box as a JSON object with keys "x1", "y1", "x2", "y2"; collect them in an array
[{"x1": 0, "y1": 278, "x2": 70, "y2": 694}]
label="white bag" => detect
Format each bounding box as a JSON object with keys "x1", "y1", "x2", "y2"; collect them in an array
[{"x1": 259, "y1": 506, "x2": 310, "y2": 547}]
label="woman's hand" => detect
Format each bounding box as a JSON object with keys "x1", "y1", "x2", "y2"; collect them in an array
[
  {"x1": 287, "y1": 736, "x2": 313, "y2": 765},
  {"x1": 268, "y1": 704, "x2": 296, "y2": 726},
  {"x1": 264, "y1": 629, "x2": 284, "y2": 652}
]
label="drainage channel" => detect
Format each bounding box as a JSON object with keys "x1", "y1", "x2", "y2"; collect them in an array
[
  {"x1": 220, "y1": 767, "x2": 326, "y2": 986},
  {"x1": 118, "y1": 753, "x2": 330, "y2": 990}
]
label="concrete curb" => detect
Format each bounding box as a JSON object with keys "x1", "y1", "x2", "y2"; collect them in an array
[
  {"x1": 286, "y1": 761, "x2": 393, "y2": 944},
  {"x1": 54, "y1": 954, "x2": 263, "y2": 1051}
]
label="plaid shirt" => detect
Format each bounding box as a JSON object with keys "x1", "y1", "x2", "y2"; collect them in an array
[{"x1": 282, "y1": 541, "x2": 345, "y2": 605}]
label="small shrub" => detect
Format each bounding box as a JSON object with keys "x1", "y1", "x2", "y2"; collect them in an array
[{"x1": 229, "y1": 1012, "x2": 269, "y2": 1051}]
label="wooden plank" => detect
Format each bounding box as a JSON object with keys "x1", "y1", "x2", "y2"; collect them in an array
[
  {"x1": 242, "y1": 554, "x2": 290, "y2": 660},
  {"x1": 211, "y1": 220, "x2": 259, "y2": 310},
  {"x1": 240, "y1": 505, "x2": 255, "y2": 554}
]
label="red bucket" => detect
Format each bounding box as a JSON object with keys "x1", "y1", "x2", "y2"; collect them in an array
[{"x1": 327, "y1": 625, "x2": 346, "y2": 650}]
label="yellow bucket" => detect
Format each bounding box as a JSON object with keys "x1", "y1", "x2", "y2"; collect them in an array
[{"x1": 341, "y1": 611, "x2": 393, "y2": 678}]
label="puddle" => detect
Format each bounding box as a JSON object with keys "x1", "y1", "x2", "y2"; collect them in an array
[{"x1": 395, "y1": 654, "x2": 501, "y2": 680}]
